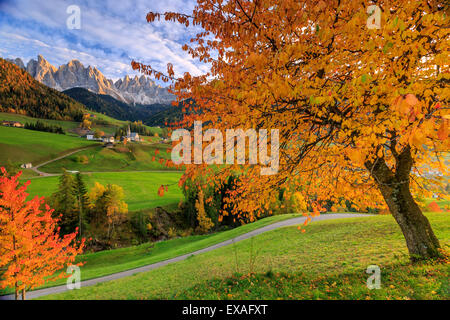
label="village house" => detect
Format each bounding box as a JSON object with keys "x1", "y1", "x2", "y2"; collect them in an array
[
  {"x1": 20, "y1": 163, "x2": 32, "y2": 169},
  {"x1": 102, "y1": 135, "x2": 115, "y2": 144},
  {"x1": 2, "y1": 120, "x2": 24, "y2": 128},
  {"x1": 82, "y1": 130, "x2": 96, "y2": 140},
  {"x1": 122, "y1": 125, "x2": 141, "y2": 142}
]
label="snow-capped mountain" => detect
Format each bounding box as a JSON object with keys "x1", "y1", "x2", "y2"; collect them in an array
[{"x1": 6, "y1": 55, "x2": 175, "y2": 105}]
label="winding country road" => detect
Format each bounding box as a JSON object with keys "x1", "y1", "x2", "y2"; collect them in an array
[
  {"x1": 27, "y1": 144, "x2": 183, "y2": 178},
  {"x1": 30, "y1": 146, "x2": 98, "y2": 177},
  {"x1": 0, "y1": 213, "x2": 371, "y2": 300}
]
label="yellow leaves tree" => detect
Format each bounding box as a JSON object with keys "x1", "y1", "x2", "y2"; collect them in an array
[
  {"x1": 88, "y1": 182, "x2": 106, "y2": 210},
  {"x1": 80, "y1": 114, "x2": 92, "y2": 130},
  {"x1": 87, "y1": 182, "x2": 128, "y2": 238},
  {"x1": 136, "y1": 0, "x2": 449, "y2": 260},
  {"x1": 94, "y1": 129, "x2": 104, "y2": 139},
  {"x1": 103, "y1": 184, "x2": 128, "y2": 239},
  {"x1": 292, "y1": 192, "x2": 308, "y2": 214},
  {"x1": 195, "y1": 189, "x2": 214, "y2": 234}
]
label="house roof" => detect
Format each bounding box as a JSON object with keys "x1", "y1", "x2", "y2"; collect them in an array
[{"x1": 80, "y1": 129, "x2": 95, "y2": 135}]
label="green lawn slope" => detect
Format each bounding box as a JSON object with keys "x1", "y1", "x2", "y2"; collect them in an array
[
  {"x1": 39, "y1": 144, "x2": 177, "y2": 173},
  {"x1": 25, "y1": 171, "x2": 183, "y2": 211},
  {"x1": 0, "y1": 214, "x2": 304, "y2": 296},
  {"x1": 39, "y1": 212, "x2": 449, "y2": 300},
  {"x1": 0, "y1": 112, "x2": 162, "y2": 136},
  {"x1": 0, "y1": 126, "x2": 98, "y2": 165},
  {"x1": 0, "y1": 112, "x2": 79, "y2": 133}
]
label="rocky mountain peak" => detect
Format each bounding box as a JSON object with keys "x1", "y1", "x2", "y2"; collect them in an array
[
  {"x1": 5, "y1": 55, "x2": 175, "y2": 105},
  {"x1": 5, "y1": 58, "x2": 25, "y2": 69}
]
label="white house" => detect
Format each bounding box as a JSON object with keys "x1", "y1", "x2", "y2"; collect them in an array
[
  {"x1": 21, "y1": 163, "x2": 32, "y2": 169},
  {"x1": 102, "y1": 135, "x2": 115, "y2": 143},
  {"x1": 126, "y1": 125, "x2": 141, "y2": 142},
  {"x1": 82, "y1": 130, "x2": 98, "y2": 140}
]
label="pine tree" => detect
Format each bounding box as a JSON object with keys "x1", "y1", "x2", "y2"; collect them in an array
[
  {"x1": 51, "y1": 170, "x2": 77, "y2": 235},
  {"x1": 73, "y1": 173, "x2": 89, "y2": 239}
]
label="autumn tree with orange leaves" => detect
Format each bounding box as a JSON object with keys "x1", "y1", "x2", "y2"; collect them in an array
[
  {"x1": 133, "y1": 0, "x2": 449, "y2": 261},
  {"x1": 0, "y1": 169, "x2": 85, "y2": 300}
]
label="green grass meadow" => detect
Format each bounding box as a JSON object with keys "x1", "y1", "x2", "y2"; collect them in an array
[
  {"x1": 0, "y1": 126, "x2": 99, "y2": 166},
  {"x1": 0, "y1": 214, "x2": 304, "y2": 296},
  {"x1": 38, "y1": 213, "x2": 449, "y2": 300},
  {"x1": 0, "y1": 112, "x2": 80, "y2": 132},
  {"x1": 88, "y1": 111, "x2": 163, "y2": 136},
  {"x1": 39, "y1": 144, "x2": 176, "y2": 173},
  {"x1": 0, "y1": 112, "x2": 118, "y2": 136},
  {"x1": 0, "y1": 111, "x2": 163, "y2": 137},
  {"x1": 25, "y1": 171, "x2": 183, "y2": 211}
]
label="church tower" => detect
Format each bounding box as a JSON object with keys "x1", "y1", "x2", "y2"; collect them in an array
[{"x1": 127, "y1": 125, "x2": 131, "y2": 138}]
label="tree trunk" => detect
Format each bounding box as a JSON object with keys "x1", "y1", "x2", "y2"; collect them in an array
[
  {"x1": 366, "y1": 147, "x2": 441, "y2": 261},
  {"x1": 14, "y1": 283, "x2": 18, "y2": 301},
  {"x1": 21, "y1": 289, "x2": 26, "y2": 300}
]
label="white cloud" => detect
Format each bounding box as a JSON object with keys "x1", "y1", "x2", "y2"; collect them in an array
[{"x1": 0, "y1": 0, "x2": 209, "y2": 83}]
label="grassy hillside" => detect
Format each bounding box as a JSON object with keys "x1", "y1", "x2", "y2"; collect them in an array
[
  {"x1": 176, "y1": 261, "x2": 449, "y2": 300},
  {"x1": 0, "y1": 112, "x2": 79, "y2": 133},
  {"x1": 0, "y1": 126, "x2": 98, "y2": 166},
  {"x1": 0, "y1": 111, "x2": 161, "y2": 137},
  {"x1": 25, "y1": 171, "x2": 183, "y2": 211},
  {"x1": 39, "y1": 144, "x2": 176, "y2": 173},
  {"x1": 39, "y1": 213, "x2": 449, "y2": 300},
  {"x1": 88, "y1": 111, "x2": 163, "y2": 136},
  {"x1": 0, "y1": 214, "x2": 303, "y2": 295}
]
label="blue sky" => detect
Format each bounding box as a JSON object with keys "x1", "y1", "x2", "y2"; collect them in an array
[{"x1": 0, "y1": 0, "x2": 208, "y2": 82}]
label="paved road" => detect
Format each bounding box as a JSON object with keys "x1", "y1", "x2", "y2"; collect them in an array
[
  {"x1": 28, "y1": 169, "x2": 184, "y2": 179},
  {"x1": 0, "y1": 213, "x2": 371, "y2": 300},
  {"x1": 27, "y1": 144, "x2": 183, "y2": 178},
  {"x1": 30, "y1": 146, "x2": 99, "y2": 177}
]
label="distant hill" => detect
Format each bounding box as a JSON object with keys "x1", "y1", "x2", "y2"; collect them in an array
[
  {"x1": 63, "y1": 87, "x2": 173, "y2": 125},
  {"x1": 144, "y1": 106, "x2": 183, "y2": 127},
  {"x1": 0, "y1": 58, "x2": 85, "y2": 121},
  {"x1": 145, "y1": 98, "x2": 198, "y2": 128}
]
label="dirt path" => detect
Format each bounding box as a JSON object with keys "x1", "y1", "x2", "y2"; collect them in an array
[{"x1": 0, "y1": 213, "x2": 371, "y2": 300}]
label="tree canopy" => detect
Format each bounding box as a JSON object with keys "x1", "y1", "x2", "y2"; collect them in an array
[{"x1": 0, "y1": 169, "x2": 84, "y2": 299}]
